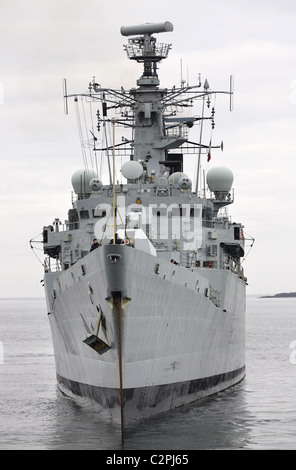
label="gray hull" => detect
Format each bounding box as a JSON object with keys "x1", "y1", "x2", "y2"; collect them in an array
[{"x1": 45, "y1": 244, "x2": 246, "y2": 424}]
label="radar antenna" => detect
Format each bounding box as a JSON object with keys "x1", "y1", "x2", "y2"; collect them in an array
[{"x1": 121, "y1": 22, "x2": 173, "y2": 86}]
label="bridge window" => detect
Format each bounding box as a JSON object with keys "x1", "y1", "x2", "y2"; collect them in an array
[{"x1": 79, "y1": 210, "x2": 89, "y2": 219}]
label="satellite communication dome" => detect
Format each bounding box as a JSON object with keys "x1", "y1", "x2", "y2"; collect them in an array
[
  {"x1": 71, "y1": 169, "x2": 97, "y2": 195},
  {"x1": 121, "y1": 160, "x2": 143, "y2": 180},
  {"x1": 89, "y1": 178, "x2": 103, "y2": 192},
  {"x1": 168, "y1": 172, "x2": 189, "y2": 185},
  {"x1": 206, "y1": 167, "x2": 234, "y2": 199}
]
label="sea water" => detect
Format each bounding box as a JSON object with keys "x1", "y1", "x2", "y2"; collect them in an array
[{"x1": 0, "y1": 296, "x2": 296, "y2": 450}]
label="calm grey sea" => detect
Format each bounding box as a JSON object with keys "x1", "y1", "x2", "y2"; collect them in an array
[{"x1": 0, "y1": 296, "x2": 296, "y2": 450}]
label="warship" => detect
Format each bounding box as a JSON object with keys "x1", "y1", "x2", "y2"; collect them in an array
[{"x1": 32, "y1": 21, "x2": 250, "y2": 439}]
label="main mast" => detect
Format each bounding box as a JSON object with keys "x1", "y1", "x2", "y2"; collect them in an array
[
  {"x1": 121, "y1": 22, "x2": 175, "y2": 176},
  {"x1": 63, "y1": 21, "x2": 231, "y2": 192}
]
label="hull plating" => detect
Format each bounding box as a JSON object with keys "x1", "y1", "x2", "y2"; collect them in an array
[
  {"x1": 45, "y1": 245, "x2": 246, "y2": 423},
  {"x1": 56, "y1": 366, "x2": 245, "y2": 423}
]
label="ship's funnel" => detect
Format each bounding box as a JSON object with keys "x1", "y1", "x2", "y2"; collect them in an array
[
  {"x1": 121, "y1": 22, "x2": 173, "y2": 37},
  {"x1": 206, "y1": 166, "x2": 234, "y2": 200}
]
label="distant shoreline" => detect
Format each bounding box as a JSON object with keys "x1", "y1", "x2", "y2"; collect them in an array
[{"x1": 260, "y1": 292, "x2": 296, "y2": 298}]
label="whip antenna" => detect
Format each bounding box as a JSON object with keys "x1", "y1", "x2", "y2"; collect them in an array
[
  {"x1": 63, "y1": 78, "x2": 69, "y2": 115},
  {"x1": 229, "y1": 75, "x2": 234, "y2": 111}
]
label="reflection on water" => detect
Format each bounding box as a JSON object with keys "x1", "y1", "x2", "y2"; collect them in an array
[
  {"x1": 125, "y1": 383, "x2": 253, "y2": 450},
  {"x1": 44, "y1": 381, "x2": 252, "y2": 450}
]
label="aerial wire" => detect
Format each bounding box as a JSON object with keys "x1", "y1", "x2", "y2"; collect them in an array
[
  {"x1": 81, "y1": 97, "x2": 94, "y2": 172},
  {"x1": 74, "y1": 97, "x2": 89, "y2": 173},
  {"x1": 89, "y1": 101, "x2": 99, "y2": 176}
]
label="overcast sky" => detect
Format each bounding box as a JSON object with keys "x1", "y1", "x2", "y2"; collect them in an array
[{"x1": 1, "y1": 0, "x2": 296, "y2": 298}]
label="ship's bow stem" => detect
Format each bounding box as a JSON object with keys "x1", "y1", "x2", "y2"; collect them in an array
[{"x1": 113, "y1": 291, "x2": 124, "y2": 444}]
